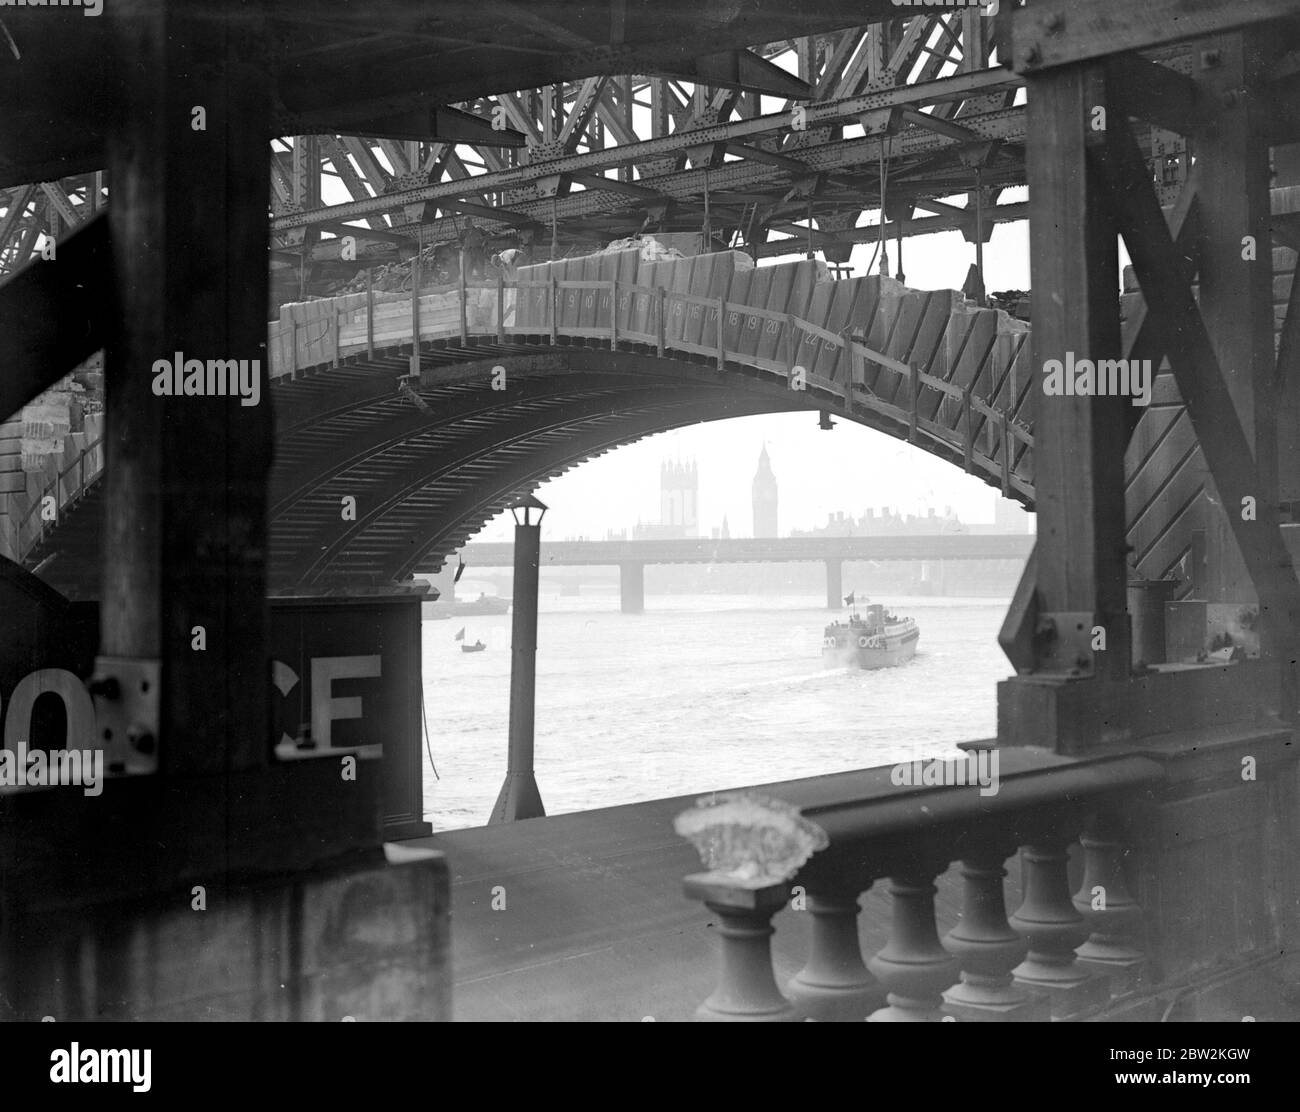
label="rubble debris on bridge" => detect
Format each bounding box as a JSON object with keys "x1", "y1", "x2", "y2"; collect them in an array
[
  {"x1": 592, "y1": 234, "x2": 691, "y2": 264},
  {"x1": 323, "y1": 238, "x2": 590, "y2": 300},
  {"x1": 318, "y1": 233, "x2": 700, "y2": 302}
]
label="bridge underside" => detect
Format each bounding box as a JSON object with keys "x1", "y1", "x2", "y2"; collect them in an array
[
  {"x1": 268, "y1": 345, "x2": 801, "y2": 592},
  {"x1": 29, "y1": 335, "x2": 1028, "y2": 598},
  {"x1": 0, "y1": 1, "x2": 891, "y2": 190}
]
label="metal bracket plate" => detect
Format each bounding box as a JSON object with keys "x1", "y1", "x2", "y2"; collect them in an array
[
  {"x1": 1035, "y1": 610, "x2": 1100, "y2": 676},
  {"x1": 89, "y1": 656, "x2": 160, "y2": 776}
]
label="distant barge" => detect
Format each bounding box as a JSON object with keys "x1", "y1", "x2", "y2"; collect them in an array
[
  {"x1": 423, "y1": 592, "x2": 510, "y2": 620},
  {"x1": 823, "y1": 602, "x2": 919, "y2": 669}
]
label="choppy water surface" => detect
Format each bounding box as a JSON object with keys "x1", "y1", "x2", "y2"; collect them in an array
[{"x1": 421, "y1": 592, "x2": 1009, "y2": 831}]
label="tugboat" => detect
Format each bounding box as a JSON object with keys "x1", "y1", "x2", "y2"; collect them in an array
[
  {"x1": 823, "y1": 598, "x2": 919, "y2": 669},
  {"x1": 454, "y1": 592, "x2": 510, "y2": 616}
]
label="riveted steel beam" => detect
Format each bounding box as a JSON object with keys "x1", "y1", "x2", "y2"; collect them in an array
[{"x1": 272, "y1": 68, "x2": 1020, "y2": 232}]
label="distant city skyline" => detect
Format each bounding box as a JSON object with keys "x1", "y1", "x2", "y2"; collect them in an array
[{"x1": 478, "y1": 410, "x2": 1035, "y2": 544}]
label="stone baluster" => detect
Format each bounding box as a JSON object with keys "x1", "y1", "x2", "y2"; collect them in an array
[
  {"x1": 684, "y1": 875, "x2": 797, "y2": 1022},
  {"x1": 786, "y1": 882, "x2": 884, "y2": 1021},
  {"x1": 942, "y1": 850, "x2": 1050, "y2": 1021},
  {"x1": 1010, "y1": 841, "x2": 1109, "y2": 1019},
  {"x1": 1072, "y1": 815, "x2": 1146, "y2": 994},
  {"x1": 867, "y1": 868, "x2": 959, "y2": 1021}
]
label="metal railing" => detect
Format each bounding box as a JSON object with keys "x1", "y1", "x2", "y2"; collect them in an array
[{"x1": 267, "y1": 270, "x2": 1035, "y2": 501}]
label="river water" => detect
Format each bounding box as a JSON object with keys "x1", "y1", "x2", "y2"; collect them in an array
[{"x1": 420, "y1": 591, "x2": 1012, "y2": 832}]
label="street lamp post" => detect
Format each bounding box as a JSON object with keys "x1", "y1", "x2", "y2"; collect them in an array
[{"x1": 490, "y1": 494, "x2": 548, "y2": 823}]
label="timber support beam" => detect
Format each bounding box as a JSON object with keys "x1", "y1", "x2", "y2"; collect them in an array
[
  {"x1": 1004, "y1": 1, "x2": 1300, "y2": 745},
  {"x1": 0, "y1": 213, "x2": 111, "y2": 422},
  {"x1": 103, "y1": 0, "x2": 275, "y2": 780},
  {"x1": 1091, "y1": 110, "x2": 1300, "y2": 714},
  {"x1": 1000, "y1": 60, "x2": 1130, "y2": 722}
]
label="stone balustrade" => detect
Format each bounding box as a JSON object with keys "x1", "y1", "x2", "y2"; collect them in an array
[{"x1": 678, "y1": 748, "x2": 1161, "y2": 1022}]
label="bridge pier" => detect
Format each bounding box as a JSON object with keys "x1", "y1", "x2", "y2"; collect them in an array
[
  {"x1": 620, "y1": 562, "x2": 645, "y2": 614},
  {"x1": 920, "y1": 560, "x2": 946, "y2": 596},
  {"x1": 427, "y1": 559, "x2": 457, "y2": 604},
  {"x1": 825, "y1": 559, "x2": 842, "y2": 610}
]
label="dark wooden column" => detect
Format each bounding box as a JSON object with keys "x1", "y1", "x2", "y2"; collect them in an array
[
  {"x1": 104, "y1": 0, "x2": 272, "y2": 779},
  {"x1": 1026, "y1": 65, "x2": 1128, "y2": 673},
  {"x1": 1193, "y1": 33, "x2": 1280, "y2": 613},
  {"x1": 998, "y1": 59, "x2": 1130, "y2": 750}
]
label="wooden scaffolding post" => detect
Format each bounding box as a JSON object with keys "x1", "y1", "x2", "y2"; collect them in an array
[
  {"x1": 998, "y1": 59, "x2": 1130, "y2": 746},
  {"x1": 410, "y1": 234, "x2": 421, "y2": 374},
  {"x1": 103, "y1": 0, "x2": 273, "y2": 775},
  {"x1": 459, "y1": 249, "x2": 469, "y2": 345},
  {"x1": 1193, "y1": 31, "x2": 1280, "y2": 617},
  {"x1": 366, "y1": 267, "x2": 375, "y2": 358},
  {"x1": 497, "y1": 271, "x2": 506, "y2": 343}
]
